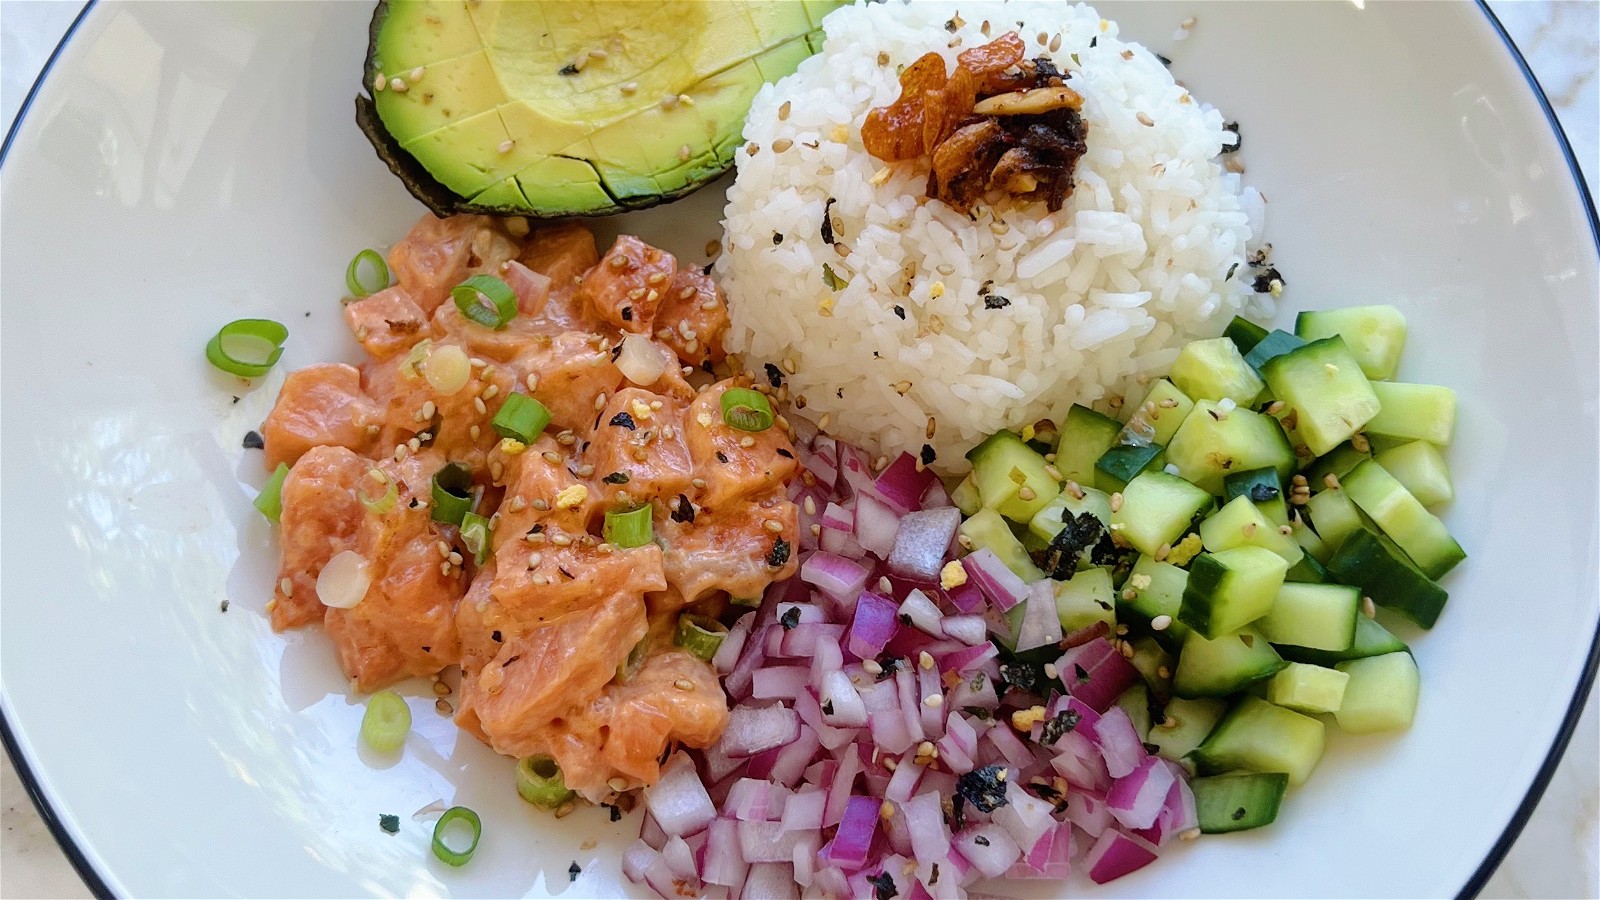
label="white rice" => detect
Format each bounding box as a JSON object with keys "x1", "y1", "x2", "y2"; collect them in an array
[{"x1": 718, "y1": 1, "x2": 1269, "y2": 471}]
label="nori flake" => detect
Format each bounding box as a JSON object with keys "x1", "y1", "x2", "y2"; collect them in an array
[
  {"x1": 920, "y1": 444, "x2": 937, "y2": 466},
  {"x1": 242, "y1": 430, "x2": 264, "y2": 450},
  {"x1": 957, "y1": 765, "x2": 1010, "y2": 813},
  {"x1": 609, "y1": 412, "x2": 637, "y2": 430},
  {"x1": 603, "y1": 471, "x2": 631, "y2": 484},
  {"x1": 767, "y1": 537, "x2": 791, "y2": 567},
  {"x1": 983, "y1": 293, "x2": 1011, "y2": 310},
  {"x1": 821, "y1": 198, "x2": 837, "y2": 245},
  {"x1": 867, "y1": 871, "x2": 898, "y2": 900},
  {"x1": 558, "y1": 63, "x2": 579, "y2": 76},
  {"x1": 764, "y1": 363, "x2": 784, "y2": 388},
  {"x1": 1223, "y1": 121, "x2": 1242, "y2": 153},
  {"x1": 671, "y1": 494, "x2": 696, "y2": 524},
  {"x1": 1040, "y1": 709, "x2": 1083, "y2": 746},
  {"x1": 893, "y1": 305, "x2": 906, "y2": 320},
  {"x1": 780, "y1": 607, "x2": 801, "y2": 630},
  {"x1": 1032, "y1": 511, "x2": 1104, "y2": 580},
  {"x1": 1248, "y1": 483, "x2": 1280, "y2": 502},
  {"x1": 378, "y1": 814, "x2": 399, "y2": 834},
  {"x1": 569, "y1": 861, "x2": 583, "y2": 881},
  {"x1": 1251, "y1": 266, "x2": 1285, "y2": 293}
]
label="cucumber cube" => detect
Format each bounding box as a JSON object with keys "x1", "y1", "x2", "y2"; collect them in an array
[
  {"x1": 1189, "y1": 695, "x2": 1326, "y2": 785},
  {"x1": 1121, "y1": 379, "x2": 1195, "y2": 446},
  {"x1": 1327, "y1": 528, "x2": 1448, "y2": 628},
  {"x1": 1028, "y1": 486, "x2": 1113, "y2": 544},
  {"x1": 1147, "y1": 696, "x2": 1226, "y2": 764},
  {"x1": 1340, "y1": 460, "x2": 1465, "y2": 579},
  {"x1": 1260, "y1": 337, "x2": 1382, "y2": 456},
  {"x1": 1199, "y1": 495, "x2": 1304, "y2": 566},
  {"x1": 1115, "y1": 683, "x2": 1154, "y2": 740},
  {"x1": 1266, "y1": 663, "x2": 1350, "y2": 714},
  {"x1": 1191, "y1": 772, "x2": 1289, "y2": 833},
  {"x1": 1257, "y1": 582, "x2": 1359, "y2": 651},
  {"x1": 951, "y1": 474, "x2": 980, "y2": 516},
  {"x1": 958, "y1": 508, "x2": 1045, "y2": 581},
  {"x1": 1223, "y1": 467, "x2": 1288, "y2": 526},
  {"x1": 1170, "y1": 337, "x2": 1265, "y2": 405},
  {"x1": 1305, "y1": 487, "x2": 1364, "y2": 552},
  {"x1": 1057, "y1": 405, "x2": 1121, "y2": 486},
  {"x1": 1294, "y1": 305, "x2": 1407, "y2": 380},
  {"x1": 1224, "y1": 316, "x2": 1271, "y2": 355},
  {"x1": 1095, "y1": 443, "x2": 1165, "y2": 494},
  {"x1": 1112, "y1": 471, "x2": 1213, "y2": 558},
  {"x1": 1290, "y1": 518, "x2": 1331, "y2": 563},
  {"x1": 1276, "y1": 613, "x2": 1409, "y2": 667},
  {"x1": 1366, "y1": 382, "x2": 1457, "y2": 445},
  {"x1": 1179, "y1": 546, "x2": 1289, "y2": 639},
  {"x1": 1165, "y1": 401, "x2": 1296, "y2": 495},
  {"x1": 1285, "y1": 551, "x2": 1332, "y2": 583},
  {"x1": 1173, "y1": 628, "x2": 1285, "y2": 698},
  {"x1": 1243, "y1": 329, "x2": 1307, "y2": 373},
  {"x1": 1374, "y1": 441, "x2": 1454, "y2": 507},
  {"x1": 1335, "y1": 652, "x2": 1420, "y2": 733},
  {"x1": 1119, "y1": 556, "x2": 1191, "y2": 650},
  {"x1": 967, "y1": 431, "x2": 1059, "y2": 521},
  {"x1": 1304, "y1": 441, "x2": 1373, "y2": 488},
  {"x1": 1053, "y1": 566, "x2": 1116, "y2": 633},
  {"x1": 1127, "y1": 637, "x2": 1175, "y2": 698}
]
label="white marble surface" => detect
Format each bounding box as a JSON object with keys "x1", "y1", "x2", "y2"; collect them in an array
[{"x1": 0, "y1": 1, "x2": 1595, "y2": 897}]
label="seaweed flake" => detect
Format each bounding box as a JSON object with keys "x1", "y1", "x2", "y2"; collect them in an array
[
  {"x1": 821, "y1": 198, "x2": 838, "y2": 245},
  {"x1": 780, "y1": 607, "x2": 802, "y2": 630},
  {"x1": 1251, "y1": 266, "x2": 1285, "y2": 294},
  {"x1": 984, "y1": 293, "x2": 1011, "y2": 310},
  {"x1": 1248, "y1": 483, "x2": 1280, "y2": 503},
  {"x1": 568, "y1": 861, "x2": 583, "y2": 881},
  {"x1": 773, "y1": 232, "x2": 784, "y2": 246},
  {"x1": 957, "y1": 765, "x2": 1010, "y2": 813},
  {"x1": 379, "y1": 814, "x2": 399, "y2": 834},
  {"x1": 893, "y1": 305, "x2": 906, "y2": 320},
  {"x1": 1032, "y1": 56, "x2": 1062, "y2": 81},
  {"x1": 1040, "y1": 709, "x2": 1083, "y2": 746},
  {"x1": 620, "y1": 306, "x2": 633, "y2": 321},
  {"x1": 558, "y1": 63, "x2": 579, "y2": 76},
  {"x1": 875, "y1": 654, "x2": 903, "y2": 682},
  {"x1": 920, "y1": 444, "x2": 936, "y2": 466},
  {"x1": 716, "y1": 451, "x2": 730, "y2": 464},
  {"x1": 1033, "y1": 511, "x2": 1104, "y2": 579},
  {"x1": 1156, "y1": 52, "x2": 1173, "y2": 66},
  {"x1": 822, "y1": 699, "x2": 835, "y2": 715},
  {"x1": 671, "y1": 494, "x2": 696, "y2": 524},
  {"x1": 764, "y1": 363, "x2": 784, "y2": 388},
  {"x1": 777, "y1": 448, "x2": 794, "y2": 458},
  {"x1": 1074, "y1": 663, "x2": 1090, "y2": 682},
  {"x1": 1223, "y1": 121, "x2": 1242, "y2": 153},
  {"x1": 242, "y1": 430, "x2": 264, "y2": 450},
  {"x1": 609, "y1": 412, "x2": 637, "y2": 430},
  {"x1": 603, "y1": 471, "x2": 630, "y2": 484},
  {"x1": 610, "y1": 343, "x2": 624, "y2": 361},
  {"x1": 867, "y1": 872, "x2": 898, "y2": 900},
  {"x1": 767, "y1": 537, "x2": 791, "y2": 567}
]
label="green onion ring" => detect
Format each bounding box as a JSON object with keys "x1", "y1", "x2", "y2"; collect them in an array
[
  {"x1": 460, "y1": 512, "x2": 491, "y2": 565},
  {"x1": 346, "y1": 249, "x2": 391, "y2": 298},
  {"x1": 254, "y1": 462, "x2": 290, "y2": 523},
  {"x1": 360, "y1": 690, "x2": 411, "y2": 753},
  {"x1": 603, "y1": 505, "x2": 653, "y2": 549},
  {"x1": 491, "y1": 392, "x2": 552, "y2": 443},
  {"x1": 516, "y1": 756, "x2": 575, "y2": 810},
  {"x1": 358, "y1": 468, "x2": 397, "y2": 514},
  {"x1": 673, "y1": 613, "x2": 729, "y2": 663},
  {"x1": 451, "y1": 275, "x2": 518, "y2": 330},
  {"x1": 430, "y1": 463, "x2": 474, "y2": 526},
  {"x1": 206, "y1": 318, "x2": 288, "y2": 378},
  {"x1": 431, "y1": 806, "x2": 482, "y2": 867},
  {"x1": 616, "y1": 639, "x2": 649, "y2": 684},
  {"x1": 720, "y1": 387, "x2": 774, "y2": 432}
]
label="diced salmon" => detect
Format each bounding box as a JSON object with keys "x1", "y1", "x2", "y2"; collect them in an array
[
  {"x1": 344, "y1": 287, "x2": 429, "y2": 359},
  {"x1": 507, "y1": 331, "x2": 625, "y2": 435},
  {"x1": 578, "y1": 236, "x2": 677, "y2": 335},
  {"x1": 655, "y1": 269, "x2": 731, "y2": 366},
  {"x1": 429, "y1": 300, "x2": 565, "y2": 364},
  {"x1": 590, "y1": 650, "x2": 727, "y2": 786},
  {"x1": 683, "y1": 380, "x2": 800, "y2": 509},
  {"x1": 657, "y1": 492, "x2": 799, "y2": 603},
  {"x1": 261, "y1": 364, "x2": 382, "y2": 469},
  {"x1": 358, "y1": 340, "x2": 516, "y2": 466},
  {"x1": 584, "y1": 388, "x2": 693, "y2": 508},
  {"x1": 518, "y1": 222, "x2": 599, "y2": 300},
  {"x1": 387, "y1": 214, "x2": 488, "y2": 313},
  {"x1": 323, "y1": 497, "x2": 463, "y2": 691},
  {"x1": 270, "y1": 446, "x2": 368, "y2": 630}
]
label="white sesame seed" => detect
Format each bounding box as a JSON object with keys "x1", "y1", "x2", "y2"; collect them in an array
[
  {"x1": 409, "y1": 67, "x2": 425, "y2": 82},
  {"x1": 1151, "y1": 615, "x2": 1173, "y2": 631},
  {"x1": 448, "y1": 552, "x2": 463, "y2": 566},
  {"x1": 923, "y1": 695, "x2": 943, "y2": 708},
  {"x1": 421, "y1": 400, "x2": 436, "y2": 419},
  {"x1": 279, "y1": 578, "x2": 294, "y2": 597},
  {"x1": 473, "y1": 397, "x2": 488, "y2": 415},
  {"x1": 497, "y1": 140, "x2": 514, "y2": 154}
]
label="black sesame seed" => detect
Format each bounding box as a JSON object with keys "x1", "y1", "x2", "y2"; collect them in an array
[
  {"x1": 893, "y1": 305, "x2": 906, "y2": 320},
  {"x1": 558, "y1": 63, "x2": 579, "y2": 76},
  {"x1": 242, "y1": 430, "x2": 264, "y2": 450},
  {"x1": 620, "y1": 306, "x2": 633, "y2": 321},
  {"x1": 764, "y1": 363, "x2": 783, "y2": 388},
  {"x1": 920, "y1": 444, "x2": 936, "y2": 466}
]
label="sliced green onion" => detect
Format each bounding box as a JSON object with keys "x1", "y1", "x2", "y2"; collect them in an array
[
  {"x1": 674, "y1": 613, "x2": 729, "y2": 663},
  {"x1": 603, "y1": 505, "x2": 653, "y2": 549},
  {"x1": 460, "y1": 512, "x2": 491, "y2": 565},
  {"x1": 431, "y1": 806, "x2": 482, "y2": 867},
  {"x1": 431, "y1": 463, "x2": 474, "y2": 526},
  {"x1": 492, "y1": 392, "x2": 552, "y2": 443},
  {"x1": 255, "y1": 462, "x2": 290, "y2": 523},
  {"x1": 730, "y1": 596, "x2": 762, "y2": 608},
  {"x1": 720, "y1": 388, "x2": 774, "y2": 432},
  {"x1": 346, "y1": 249, "x2": 391, "y2": 298},
  {"x1": 616, "y1": 639, "x2": 649, "y2": 684},
  {"x1": 451, "y1": 275, "x2": 517, "y2": 330},
  {"x1": 516, "y1": 756, "x2": 575, "y2": 810},
  {"x1": 358, "y1": 468, "x2": 397, "y2": 514},
  {"x1": 361, "y1": 690, "x2": 411, "y2": 753},
  {"x1": 206, "y1": 318, "x2": 288, "y2": 378}
]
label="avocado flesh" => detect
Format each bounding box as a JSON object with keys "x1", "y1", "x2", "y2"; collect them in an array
[{"x1": 364, "y1": 0, "x2": 838, "y2": 217}]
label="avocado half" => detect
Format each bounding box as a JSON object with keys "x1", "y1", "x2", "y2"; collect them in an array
[{"x1": 356, "y1": 0, "x2": 840, "y2": 218}]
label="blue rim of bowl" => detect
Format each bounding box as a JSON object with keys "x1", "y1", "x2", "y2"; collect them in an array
[{"x1": 1, "y1": 2, "x2": 1595, "y2": 898}]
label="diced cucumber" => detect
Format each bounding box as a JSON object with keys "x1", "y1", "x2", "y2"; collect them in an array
[
  {"x1": 1294, "y1": 305, "x2": 1407, "y2": 380},
  {"x1": 1178, "y1": 547, "x2": 1289, "y2": 639},
  {"x1": 1127, "y1": 636, "x2": 1175, "y2": 700},
  {"x1": 1289, "y1": 517, "x2": 1331, "y2": 564},
  {"x1": 1265, "y1": 662, "x2": 1349, "y2": 714},
  {"x1": 1057, "y1": 405, "x2": 1122, "y2": 487},
  {"x1": 1223, "y1": 467, "x2": 1288, "y2": 527},
  {"x1": 1189, "y1": 695, "x2": 1325, "y2": 785},
  {"x1": 967, "y1": 431, "x2": 1059, "y2": 522},
  {"x1": 1243, "y1": 329, "x2": 1307, "y2": 373},
  {"x1": 1223, "y1": 316, "x2": 1271, "y2": 355},
  {"x1": 1173, "y1": 628, "x2": 1285, "y2": 698},
  {"x1": 1285, "y1": 551, "x2": 1331, "y2": 583},
  {"x1": 1028, "y1": 486, "x2": 1113, "y2": 544},
  {"x1": 1259, "y1": 337, "x2": 1382, "y2": 456},
  {"x1": 959, "y1": 508, "x2": 1046, "y2": 582},
  {"x1": 1374, "y1": 441, "x2": 1454, "y2": 508},
  {"x1": 1256, "y1": 582, "x2": 1359, "y2": 652},
  {"x1": 951, "y1": 474, "x2": 981, "y2": 516},
  {"x1": 1340, "y1": 460, "x2": 1465, "y2": 579},
  {"x1": 1192, "y1": 773, "x2": 1289, "y2": 833},
  {"x1": 1305, "y1": 487, "x2": 1364, "y2": 551},
  {"x1": 1095, "y1": 443, "x2": 1165, "y2": 495},
  {"x1": 1121, "y1": 379, "x2": 1195, "y2": 446},
  {"x1": 1147, "y1": 696, "x2": 1226, "y2": 764},
  {"x1": 1304, "y1": 441, "x2": 1372, "y2": 488},
  {"x1": 1115, "y1": 682, "x2": 1154, "y2": 740},
  {"x1": 1170, "y1": 337, "x2": 1265, "y2": 405},
  {"x1": 1335, "y1": 651, "x2": 1420, "y2": 733},
  {"x1": 1326, "y1": 528, "x2": 1448, "y2": 628},
  {"x1": 1053, "y1": 567, "x2": 1116, "y2": 633},
  {"x1": 1113, "y1": 471, "x2": 1213, "y2": 558},
  {"x1": 1275, "y1": 614, "x2": 1409, "y2": 667},
  {"x1": 1119, "y1": 556, "x2": 1191, "y2": 651},
  {"x1": 1365, "y1": 382, "x2": 1456, "y2": 446},
  {"x1": 1165, "y1": 401, "x2": 1296, "y2": 495},
  {"x1": 1199, "y1": 495, "x2": 1304, "y2": 566}
]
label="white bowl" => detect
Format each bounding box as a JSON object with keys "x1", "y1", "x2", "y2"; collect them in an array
[{"x1": 2, "y1": 1, "x2": 1595, "y2": 897}]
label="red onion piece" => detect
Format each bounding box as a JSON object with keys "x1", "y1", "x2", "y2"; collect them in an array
[
  {"x1": 720, "y1": 704, "x2": 801, "y2": 758},
  {"x1": 644, "y1": 753, "x2": 716, "y2": 837},
  {"x1": 888, "y1": 507, "x2": 962, "y2": 581},
  {"x1": 751, "y1": 665, "x2": 811, "y2": 701},
  {"x1": 987, "y1": 721, "x2": 1036, "y2": 770},
  {"x1": 738, "y1": 820, "x2": 810, "y2": 863},
  {"x1": 700, "y1": 819, "x2": 746, "y2": 888},
  {"x1": 800, "y1": 552, "x2": 870, "y2": 604},
  {"x1": 917, "y1": 663, "x2": 945, "y2": 738},
  {"x1": 1093, "y1": 706, "x2": 1147, "y2": 779},
  {"x1": 847, "y1": 591, "x2": 899, "y2": 659},
  {"x1": 502, "y1": 260, "x2": 551, "y2": 315},
  {"x1": 897, "y1": 589, "x2": 945, "y2": 637},
  {"x1": 945, "y1": 581, "x2": 987, "y2": 614},
  {"x1": 1056, "y1": 637, "x2": 1141, "y2": 712},
  {"x1": 818, "y1": 670, "x2": 868, "y2": 727},
  {"x1": 963, "y1": 548, "x2": 1028, "y2": 611},
  {"x1": 1015, "y1": 580, "x2": 1065, "y2": 651},
  {"x1": 873, "y1": 452, "x2": 937, "y2": 513},
  {"x1": 662, "y1": 835, "x2": 697, "y2": 880},
  {"x1": 1083, "y1": 829, "x2": 1159, "y2": 884},
  {"x1": 894, "y1": 666, "x2": 928, "y2": 746},
  {"x1": 941, "y1": 615, "x2": 988, "y2": 646},
  {"x1": 1052, "y1": 730, "x2": 1113, "y2": 793},
  {"x1": 727, "y1": 778, "x2": 773, "y2": 821},
  {"x1": 954, "y1": 824, "x2": 1022, "y2": 878},
  {"x1": 825, "y1": 795, "x2": 879, "y2": 869},
  {"x1": 854, "y1": 492, "x2": 901, "y2": 559},
  {"x1": 741, "y1": 862, "x2": 800, "y2": 900},
  {"x1": 994, "y1": 782, "x2": 1058, "y2": 852},
  {"x1": 1107, "y1": 755, "x2": 1176, "y2": 830},
  {"x1": 622, "y1": 839, "x2": 659, "y2": 883},
  {"x1": 780, "y1": 787, "x2": 826, "y2": 833},
  {"x1": 712, "y1": 613, "x2": 753, "y2": 674},
  {"x1": 767, "y1": 724, "x2": 821, "y2": 788}
]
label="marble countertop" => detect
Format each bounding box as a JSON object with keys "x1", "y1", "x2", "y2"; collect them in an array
[{"x1": 2, "y1": 1, "x2": 1596, "y2": 897}]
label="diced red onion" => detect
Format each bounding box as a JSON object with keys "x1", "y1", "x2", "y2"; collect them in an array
[
  {"x1": 1052, "y1": 730, "x2": 1112, "y2": 794},
  {"x1": 713, "y1": 613, "x2": 753, "y2": 674},
  {"x1": 700, "y1": 819, "x2": 746, "y2": 888},
  {"x1": 963, "y1": 549, "x2": 1028, "y2": 611},
  {"x1": 820, "y1": 523, "x2": 866, "y2": 560},
  {"x1": 1093, "y1": 706, "x2": 1146, "y2": 779},
  {"x1": 917, "y1": 663, "x2": 945, "y2": 738},
  {"x1": 741, "y1": 862, "x2": 800, "y2": 900},
  {"x1": 738, "y1": 820, "x2": 811, "y2": 864},
  {"x1": 622, "y1": 839, "x2": 660, "y2": 883},
  {"x1": 1132, "y1": 760, "x2": 1198, "y2": 847},
  {"x1": 945, "y1": 581, "x2": 987, "y2": 614},
  {"x1": 804, "y1": 435, "x2": 840, "y2": 493},
  {"x1": 1015, "y1": 580, "x2": 1065, "y2": 651},
  {"x1": 614, "y1": 332, "x2": 666, "y2": 387},
  {"x1": 894, "y1": 666, "x2": 927, "y2": 746},
  {"x1": 921, "y1": 477, "x2": 952, "y2": 510},
  {"x1": 645, "y1": 753, "x2": 716, "y2": 837},
  {"x1": 1107, "y1": 755, "x2": 1176, "y2": 830},
  {"x1": 941, "y1": 615, "x2": 988, "y2": 646},
  {"x1": 986, "y1": 722, "x2": 1035, "y2": 770},
  {"x1": 801, "y1": 552, "x2": 870, "y2": 604},
  {"x1": 888, "y1": 507, "x2": 962, "y2": 581},
  {"x1": 809, "y1": 633, "x2": 844, "y2": 685},
  {"x1": 954, "y1": 825, "x2": 1021, "y2": 878},
  {"x1": 662, "y1": 835, "x2": 697, "y2": 880},
  {"x1": 900, "y1": 791, "x2": 952, "y2": 871},
  {"x1": 780, "y1": 787, "x2": 826, "y2": 833},
  {"x1": 847, "y1": 591, "x2": 899, "y2": 659},
  {"x1": 502, "y1": 260, "x2": 551, "y2": 316},
  {"x1": 1083, "y1": 829, "x2": 1159, "y2": 884},
  {"x1": 824, "y1": 795, "x2": 879, "y2": 869},
  {"x1": 767, "y1": 725, "x2": 821, "y2": 788},
  {"x1": 1056, "y1": 637, "x2": 1141, "y2": 712},
  {"x1": 811, "y1": 866, "x2": 850, "y2": 898},
  {"x1": 937, "y1": 642, "x2": 997, "y2": 674},
  {"x1": 897, "y1": 589, "x2": 945, "y2": 638},
  {"x1": 818, "y1": 670, "x2": 868, "y2": 728},
  {"x1": 751, "y1": 666, "x2": 811, "y2": 701},
  {"x1": 873, "y1": 452, "x2": 938, "y2": 514},
  {"x1": 720, "y1": 704, "x2": 800, "y2": 758},
  {"x1": 854, "y1": 493, "x2": 901, "y2": 559},
  {"x1": 837, "y1": 444, "x2": 878, "y2": 502},
  {"x1": 946, "y1": 671, "x2": 999, "y2": 712}
]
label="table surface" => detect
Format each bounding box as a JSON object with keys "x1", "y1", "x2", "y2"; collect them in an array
[{"x1": 2, "y1": 1, "x2": 1595, "y2": 897}]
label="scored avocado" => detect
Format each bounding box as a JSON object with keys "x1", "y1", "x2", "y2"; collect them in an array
[{"x1": 356, "y1": 0, "x2": 840, "y2": 218}]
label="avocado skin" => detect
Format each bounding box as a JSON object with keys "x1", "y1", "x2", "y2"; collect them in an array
[{"x1": 354, "y1": 0, "x2": 831, "y2": 219}]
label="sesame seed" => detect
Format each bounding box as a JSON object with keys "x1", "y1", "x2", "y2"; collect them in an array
[
  {"x1": 919, "y1": 651, "x2": 935, "y2": 670},
  {"x1": 678, "y1": 144, "x2": 691, "y2": 162},
  {"x1": 1324, "y1": 473, "x2": 1341, "y2": 490},
  {"x1": 1362, "y1": 596, "x2": 1377, "y2": 618},
  {"x1": 439, "y1": 562, "x2": 451, "y2": 577},
  {"x1": 390, "y1": 77, "x2": 408, "y2": 92},
  {"x1": 551, "y1": 534, "x2": 573, "y2": 548},
  {"x1": 1017, "y1": 486, "x2": 1036, "y2": 501},
  {"x1": 473, "y1": 397, "x2": 488, "y2": 415},
  {"x1": 620, "y1": 81, "x2": 637, "y2": 94},
  {"x1": 740, "y1": 436, "x2": 756, "y2": 448},
  {"x1": 880, "y1": 801, "x2": 895, "y2": 820},
  {"x1": 527, "y1": 552, "x2": 543, "y2": 568},
  {"x1": 576, "y1": 464, "x2": 596, "y2": 477},
  {"x1": 1151, "y1": 615, "x2": 1173, "y2": 631},
  {"x1": 525, "y1": 373, "x2": 539, "y2": 392},
  {"x1": 279, "y1": 578, "x2": 294, "y2": 597},
  {"x1": 421, "y1": 400, "x2": 436, "y2": 419},
  {"x1": 772, "y1": 138, "x2": 794, "y2": 153},
  {"x1": 608, "y1": 777, "x2": 629, "y2": 793},
  {"x1": 437, "y1": 541, "x2": 451, "y2": 559},
  {"x1": 497, "y1": 140, "x2": 514, "y2": 154},
  {"x1": 542, "y1": 451, "x2": 562, "y2": 465},
  {"x1": 803, "y1": 496, "x2": 817, "y2": 516},
  {"x1": 1137, "y1": 112, "x2": 1154, "y2": 126},
  {"x1": 482, "y1": 384, "x2": 499, "y2": 400},
  {"x1": 373, "y1": 74, "x2": 386, "y2": 92},
  {"x1": 1110, "y1": 492, "x2": 1124, "y2": 512},
  {"x1": 470, "y1": 425, "x2": 481, "y2": 440},
  {"x1": 923, "y1": 694, "x2": 943, "y2": 708},
  {"x1": 594, "y1": 393, "x2": 608, "y2": 411},
  {"x1": 863, "y1": 660, "x2": 883, "y2": 675}
]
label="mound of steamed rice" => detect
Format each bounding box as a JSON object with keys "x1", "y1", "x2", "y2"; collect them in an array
[{"x1": 717, "y1": 1, "x2": 1270, "y2": 472}]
